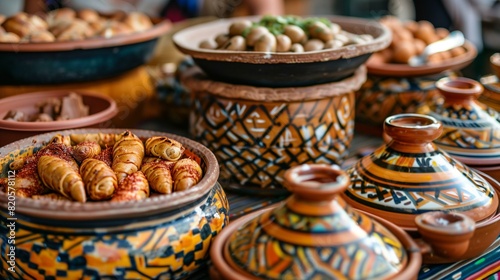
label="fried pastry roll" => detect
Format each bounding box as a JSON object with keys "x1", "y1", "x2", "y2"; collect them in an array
[
  {"x1": 172, "y1": 158, "x2": 202, "y2": 191},
  {"x1": 111, "y1": 171, "x2": 149, "y2": 202},
  {"x1": 49, "y1": 134, "x2": 72, "y2": 146},
  {"x1": 112, "y1": 130, "x2": 144, "y2": 183},
  {"x1": 31, "y1": 192, "x2": 72, "y2": 201},
  {"x1": 80, "y1": 158, "x2": 117, "y2": 200},
  {"x1": 141, "y1": 161, "x2": 174, "y2": 194},
  {"x1": 145, "y1": 136, "x2": 184, "y2": 161},
  {"x1": 72, "y1": 141, "x2": 101, "y2": 163},
  {"x1": 37, "y1": 155, "x2": 86, "y2": 202},
  {"x1": 70, "y1": 132, "x2": 118, "y2": 148}
]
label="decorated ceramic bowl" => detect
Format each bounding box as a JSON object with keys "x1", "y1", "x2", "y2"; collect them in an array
[
  {"x1": 479, "y1": 53, "x2": 500, "y2": 112},
  {"x1": 343, "y1": 114, "x2": 500, "y2": 263},
  {"x1": 173, "y1": 15, "x2": 390, "y2": 87},
  {"x1": 183, "y1": 65, "x2": 366, "y2": 195},
  {"x1": 0, "y1": 90, "x2": 118, "y2": 147},
  {"x1": 355, "y1": 41, "x2": 476, "y2": 135},
  {"x1": 418, "y1": 77, "x2": 500, "y2": 166},
  {"x1": 0, "y1": 128, "x2": 228, "y2": 280}
]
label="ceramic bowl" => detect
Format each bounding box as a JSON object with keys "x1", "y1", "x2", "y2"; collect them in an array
[
  {"x1": 173, "y1": 15, "x2": 391, "y2": 87},
  {"x1": 355, "y1": 42, "x2": 477, "y2": 135},
  {"x1": 0, "y1": 20, "x2": 171, "y2": 85},
  {"x1": 418, "y1": 77, "x2": 500, "y2": 166},
  {"x1": 343, "y1": 113, "x2": 500, "y2": 263},
  {"x1": 0, "y1": 128, "x2": 229, "y2": 279},
  {"x1": 478, "y1": 53, "x2": 500, "y2": 112},
  {"x1": 491, "y1": 53, "x2": 500, "y2": 78},
  {"x1": 0, "y1": 90, "x2": 118, "y2": 147},
  {"x1": 183, "y1": 65, "x2": 366, "y2": 195}
]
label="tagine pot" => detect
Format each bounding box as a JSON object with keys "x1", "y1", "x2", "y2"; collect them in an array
[
  {"x1": 417, "y1": 77, "x2": 500, "y2": 178},
  {"x1": 343, "y1": 113, "x2": 500, "y2": 263},
  {"x1": 182, "y1": 66, "x2": 365, "y2": 195},
  {"x1": 0, "y1": 128, "x2": 229, "y2": 280}
]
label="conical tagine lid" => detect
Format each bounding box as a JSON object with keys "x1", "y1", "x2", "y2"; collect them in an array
[
  {"x1": 222, "y1": 164, "x2": 416, "y2": 279},
  {"x1": 343, "y1": 114, "x2": 498, "y2": 230}
]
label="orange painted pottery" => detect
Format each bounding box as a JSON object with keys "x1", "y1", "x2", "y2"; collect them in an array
[
  {"x1": 478, "y1": 53, "x2": 500, "y2": 113},
  {"x1": 343, "y1": 114, "x2": 500, "y2": 263},
  {"x1": 209, "y1": 164, "x2": 423, "y2": 279},
  {"x1": 0, "y1": 128, "x2": 229, "y2": 280},
  {"x1": 418, "y1": 77, "x2": 500, "y2": 166},
  {"x1": 182, "y1": 66, "x2": 365, "y2": 195}
]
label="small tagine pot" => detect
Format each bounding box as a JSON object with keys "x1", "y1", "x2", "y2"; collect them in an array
[
  {"x1": 478, "y1": 53, "x2": 500, "y2": 113},
  {"x1": 182, "y1": 66, "x2": 365, "y2": 195},
  {"x1": 343, "y1": 114, "x2": 500, "y2": 263},
  {"x1": 417, "y1": 77, "x2": 500, "y2": 178},
  {"x1": 210, "y1": 164, "x2": 423, "y2": 279}
]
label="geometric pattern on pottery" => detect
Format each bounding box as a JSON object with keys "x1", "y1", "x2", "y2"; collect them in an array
[
  {"x1": 427, "y1": 103, "x2": 500, "y2": 151},
  {"x1": 227, "y1": 199, "x2": 407, "y2": 279},
  {"x1": 190, "y1": 92, "x2": 354, "y2": 190},
  {"x1": 346, "y1": 146, "x2": 496, "y2": 214},
  {"x1": 0, "y1": 184, "x2": 229, "y2": 280},
  {"x1": 355, "y1": 74, "x2": 449, "y2": 125}
]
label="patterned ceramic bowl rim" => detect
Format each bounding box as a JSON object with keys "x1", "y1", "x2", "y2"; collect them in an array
[
  {"x1": 0, "y1": 20, "x2": 171, "y2": 52},
  {"x1": 173, "y1": 15, "x2": 391, "y2": 64},
  {"x1": 0, "y1": 128, "x2": 219, "y2": 220}
]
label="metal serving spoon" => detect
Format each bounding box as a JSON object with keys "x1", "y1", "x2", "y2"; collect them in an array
[{"x1": 408, "y1": 30, "x2": 465, "y2": 67}]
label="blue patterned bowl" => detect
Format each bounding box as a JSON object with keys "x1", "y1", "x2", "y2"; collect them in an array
[{"x1": 0, "y1": 128, "x2": 228, "y2": 280}]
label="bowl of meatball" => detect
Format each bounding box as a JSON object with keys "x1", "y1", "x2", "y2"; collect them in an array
[
  {"x1": 0, "y1": 8, "x2": 171, "y2": 85},
  {"x1": 173, "y1": 15, "x2": 391, "y2": 87}
]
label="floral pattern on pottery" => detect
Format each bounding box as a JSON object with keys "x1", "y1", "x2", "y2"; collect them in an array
[
  {"x1": 0, "y1": 183, "x2": 229, "y2": 280},
  {"x1": 344, "y1": 114, "x2": 498, "y2": 230},
  {"x1": 355, "y1": 72, "x2": 453, "y2": 132},
  {"x1": 418, "y1": 77, "x2": 500, "y2": 165},
  {"x1": 184, "y1": 66, "x2": 366, "y2": 194}
]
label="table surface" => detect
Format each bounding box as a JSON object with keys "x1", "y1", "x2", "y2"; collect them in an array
[{"x1": 139, "y1": 118, "x2": 500, "y2": 280}]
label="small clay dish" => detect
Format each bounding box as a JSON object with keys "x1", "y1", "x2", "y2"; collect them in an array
[
  {"x1": 365, "y1": 41, "x2": 477, "y2": 77},
  {"x1": 0, "y1": 128, "x2": 228, "y2": 280},
  {"x1": 173, "y1": 15, "x2": 391, "y2": 87},
  {"x1": 0, "y1": 20, "x2": 171, "y2": 85},
  {"x1": 343, "y1": 113, "x2": 500, "y2": 263},
  {"x1": 0, "y1": 90, "x2": 118, "y2": 146}
]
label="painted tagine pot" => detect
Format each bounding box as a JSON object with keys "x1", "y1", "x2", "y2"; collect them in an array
[
  {"x1": 0, "y1": 128, "x2": 229, "y2": 280},
  {"x1": 182, "y1": 66, "x2": 365, "y2": 195},
  {"x1": 343, "y1": 113, "x2": 500, "y2": 263},
  {"x1": 417, "y1": 77, "x2": 500, "y2": 178},
  {"x1": 478, "y1": 53, "x2": 500, "y2": 114},
  {"x1": 210, "y1": 164, "x2": 423, "y2": 279}
]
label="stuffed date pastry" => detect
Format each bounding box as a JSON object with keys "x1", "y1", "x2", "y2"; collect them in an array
[
  {"x1": 141, "y1": 161, "x2": 174, "y2": 194},
  {"x1": 112, "y1": 130, "x2": 145, "y2": 183},
  {"x1": 111, "y1": 171, "x2": 149, "y2": 202},
  {"x1": 73, "y1": 141, "x2": 101, "y2": 163},
  {"x1": 80, "y1": 158, "x2": 117, "y2": 200},
  {"x1": 38, "y1": 155, "x2": 86, "y2": 202},
  {"x1": 172, "y1": 158, "x2": 202, "y2": 191},
  {"x1": 145, "y1": 136, "x2": 184, "y2": 161}
]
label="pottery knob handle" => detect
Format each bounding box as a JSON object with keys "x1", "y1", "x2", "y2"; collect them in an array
[
  {"x1": 283, "y1": 164, "x2": 349, "y2": 201},
  {"x1": 415, "y1": 211, "x2": 475, "y2": 259},
  {"x1": 384, "y1": 113, "x2": 443, "y2": 144}
]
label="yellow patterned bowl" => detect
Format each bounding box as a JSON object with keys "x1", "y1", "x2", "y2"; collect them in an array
[{"x1": 0, "y1": 128, "x2": 228, "y2": 280}]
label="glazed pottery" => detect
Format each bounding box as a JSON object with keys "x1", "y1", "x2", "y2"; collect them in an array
[
  {"x1": 342, "y1": 114, "x2": 500, "y2": 263},
  {"x1": 491, "y1": 53, "x2": 500, "y2": 78},
  {"x1": 478, "y1": 53, "x2": 500, "y2": 112},
  {"x1": 355, "y1": 41, "x2": 477, "y2": 135},
  {"x1": 210, "y1": 164, "x2": 423, "y2": 279},
  {"x1": 183, "y1": 65, "x2": 365, "y2": 194},
  {"x1": 418, "y1": 77, "x2": 500, "y2": 166},
  {"x1": 0, "y1": 90, "x2": 118, "y2": 147},
  {"x1": 0, "y1": 128, "x2": 229, "y2": 280},
  {"x1": 0, "y1": 20, "x2": 170, "y2": 85},
  {"x1": 173, "y1": 15, "x2": 391, "y2": 87}
]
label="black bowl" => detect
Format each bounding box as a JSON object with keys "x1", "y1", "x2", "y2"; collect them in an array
[
  {"x1": 0, "y1": 20, "x2": 171, "y2": 85},
  {"x1": 173, "y1": 15, "x2": 391, "y2": 87}
]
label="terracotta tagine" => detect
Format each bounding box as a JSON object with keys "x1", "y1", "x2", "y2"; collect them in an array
[
  {"x1": 478, "y1": 53, "x2": 500, "y2": 114},
  {"x1": 417, "y1": 77, "x2": 500, "y2": 178},
  {"x1": 210, "y1": 164, "x2": 423, "y2": 279},
  {"x1": 182, "y1": 66, "x2": 365, "y2": 195},
  {"x1": 342, "y1": 114, "x2": 500, "y2": 263}
]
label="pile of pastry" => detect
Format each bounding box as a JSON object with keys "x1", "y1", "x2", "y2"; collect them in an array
[
  {"x1": 0, "y1": 7, "x2": 153, "y2": 43},
  {"x1": 0, "y1": 131, "x2": 202, "y2": 203}
]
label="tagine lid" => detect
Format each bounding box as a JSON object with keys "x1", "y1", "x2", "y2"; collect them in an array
[
  {"x1": 218, "y1": 164, "x2": 420, "y2": 280},
  {"x1": 343, "y1": 114, "x2": 499, "y2": 230},
  {"x1": 417, "y1": 77, "x2": 500, "y2": 166}
]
